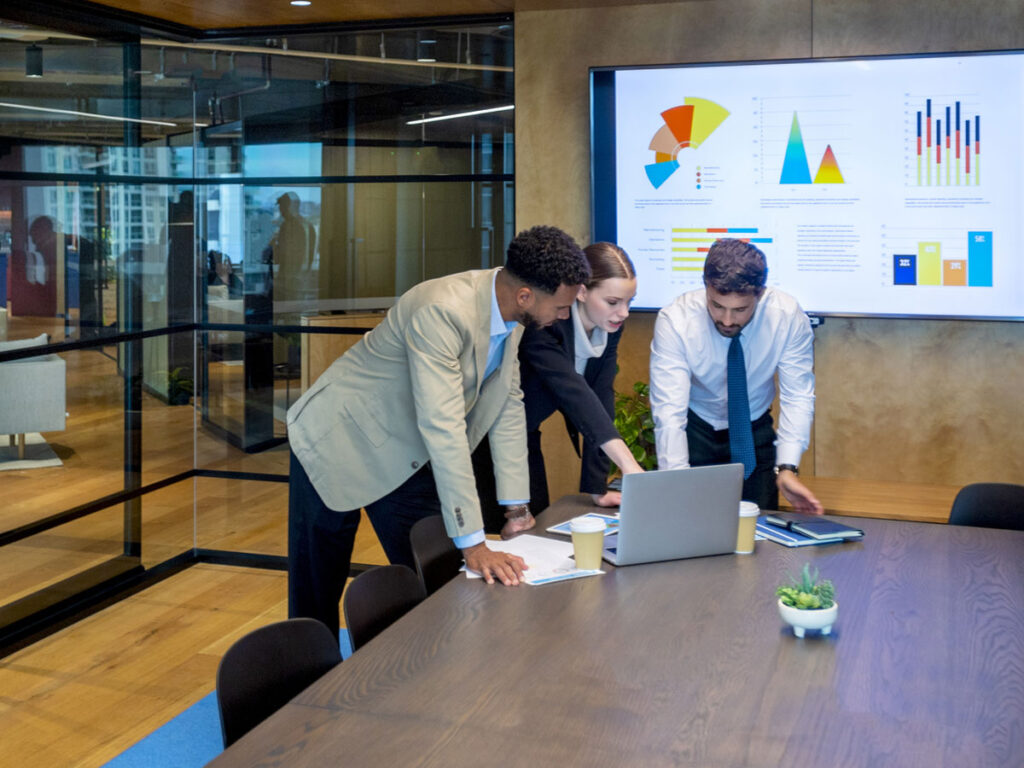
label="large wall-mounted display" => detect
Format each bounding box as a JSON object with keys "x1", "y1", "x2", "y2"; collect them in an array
[{"x1": 591, "y1": 51, "x2": 1024, "y2": 320}]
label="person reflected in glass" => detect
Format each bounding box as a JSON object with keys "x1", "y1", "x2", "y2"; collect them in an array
[
  {"x1": 269, "y1": 191, "x2": 316, "y2": 306},
  {"x1": 207, "y1": 250, "x2": 244, "y2": 299}
]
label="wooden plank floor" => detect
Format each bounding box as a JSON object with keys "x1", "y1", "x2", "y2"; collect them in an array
[{"x1": 0, "y1": 520, "x2": 387, "y2": 768}]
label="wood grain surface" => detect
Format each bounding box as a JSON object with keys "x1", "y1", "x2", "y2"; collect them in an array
[{"x1": 209, "y1": 495, "x2": 1024, "y2": 768}]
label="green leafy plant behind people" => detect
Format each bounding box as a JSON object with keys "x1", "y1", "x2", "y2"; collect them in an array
[
  {"x1": 613, "y1": 381, "x2": 658, "y2": 472},
  {"x1": 776, "y1": 563, "x2": 835, "y2": 610}
]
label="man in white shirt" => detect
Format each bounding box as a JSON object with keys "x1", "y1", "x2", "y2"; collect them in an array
[{"x1": 649, "y1": 238, "x2": 823, "y2": 514}]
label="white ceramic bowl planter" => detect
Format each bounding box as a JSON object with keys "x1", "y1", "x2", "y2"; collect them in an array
[{"x1": 778, "y1": 598, "x2": 838, "y2": 638}]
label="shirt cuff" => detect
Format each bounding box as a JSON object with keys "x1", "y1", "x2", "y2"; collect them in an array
[
  {"x1": 498, "y1": 499, "x2": 529, "y2": 506},
  {"x1": 774, "y1": 443, "x2": 803, "y2": 468},
  {"x1": 452, "y1": 529, "x2": 485, "y2": 550}
]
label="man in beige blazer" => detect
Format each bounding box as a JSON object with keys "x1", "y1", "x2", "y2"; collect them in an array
[{"x1": 287, "y1": 226, "x2": 590, "y2": 636}]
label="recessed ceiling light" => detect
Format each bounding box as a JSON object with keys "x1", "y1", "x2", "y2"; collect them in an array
[{"x1": 290, "y1": 1, "x2": 311, "y2": 6}]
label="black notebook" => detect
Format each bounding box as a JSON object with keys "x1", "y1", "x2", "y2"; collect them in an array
[{"x1": 763, "y1": 512, "x2": 864, "y2": 541}]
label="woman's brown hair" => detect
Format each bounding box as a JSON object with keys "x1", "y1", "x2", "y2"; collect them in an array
[{"x1": 583, "y1": 242, "x2": 635, "y2": 289}]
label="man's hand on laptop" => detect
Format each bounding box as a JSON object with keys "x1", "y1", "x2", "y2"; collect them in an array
[{"x1": 462, "y1": 542, "x2": 527, "y2": 586}]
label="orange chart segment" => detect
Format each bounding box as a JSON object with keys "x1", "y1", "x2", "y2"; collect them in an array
[
  {"x1": 684, "y1": 97, "x2": 730, "y2": 148},
  {"x1": 662, "y1": 105, "x2": 695, "y2": 147}
]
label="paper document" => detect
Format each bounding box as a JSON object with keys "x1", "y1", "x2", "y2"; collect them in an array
[{"x1": 464, "y1": 534, "x2": 604, "y2": 585}]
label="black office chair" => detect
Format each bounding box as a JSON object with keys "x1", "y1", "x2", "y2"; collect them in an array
[
  {"x1": 948, "y1": 482, "x2": 1024, "y2": 530},
  {"x1": 216, "y1": 618, "x2": 342, "y2": 748},
  {"x1": 343, "y1": 564, "x2": 426, "y2": 652},
  {"x1": 410, "y1": 514, "x2": 463, "y2": 595}
]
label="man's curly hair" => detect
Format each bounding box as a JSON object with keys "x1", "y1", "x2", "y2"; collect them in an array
[{"x1": 505, "y1": 225, "x2": 590, "y2": 293}]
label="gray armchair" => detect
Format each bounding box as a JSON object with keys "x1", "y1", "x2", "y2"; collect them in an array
[{"x1": 0, "y1": 333, "x2": 66, "y2": 459}]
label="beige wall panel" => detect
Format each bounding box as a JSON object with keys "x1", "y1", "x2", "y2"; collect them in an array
[
  {"x1": 812, "y1": 0, "x2": 1024, "y2": 56},
  {"x1": 515, "y1": 0, "x2": 1024, "y2": 502},
  {"x1": 813, "y1": 317, "x2": 1023, "y2": 485}
]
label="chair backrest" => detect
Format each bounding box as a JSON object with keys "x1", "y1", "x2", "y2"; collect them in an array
[
  {"x1": 410, "y1": 514, "x2": 463, "y2": 595},
  {"x1": 948, "y1": 483, "x2": 1024, "y2": 530},
  {"x1": 343, "y1": 564, "x2": 426, "y2": 652},
  {"x1": 216, "y1": 617, "x2": 341, "y2": 748}
]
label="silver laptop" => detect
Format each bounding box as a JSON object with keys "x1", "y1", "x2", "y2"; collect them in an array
[{"x1": 603, "y1": 464, "x2": 744, "y2": 566}]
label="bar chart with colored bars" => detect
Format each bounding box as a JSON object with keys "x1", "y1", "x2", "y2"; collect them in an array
[
  {"x1": 893, "y1": 231, "x2": 992, "y2": 286},
  {"x1": 915, "y1": 98, "x2": 981, "y2": 186},
  {"x1": 671, "y1": 228, "x2": 772, "y2": 271}
]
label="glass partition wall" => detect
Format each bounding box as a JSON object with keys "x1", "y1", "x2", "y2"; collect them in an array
[{"x1": 0, "y1": 15, "x2": 514, "y2": 647}]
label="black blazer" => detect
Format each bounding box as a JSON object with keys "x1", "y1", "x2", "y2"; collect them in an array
[{"x1": 519, "y1": 316, "x2": 623, "y2": 495}]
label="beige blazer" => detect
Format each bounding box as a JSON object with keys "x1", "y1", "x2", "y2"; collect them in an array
[{"x1": 287, "y1": 268, "x2": 529, "y2": 538}]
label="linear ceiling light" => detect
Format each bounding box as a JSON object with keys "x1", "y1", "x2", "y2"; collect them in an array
[
  {"x1": 406, "y1": 104, "x2": 514, "y2": 125},
  {"x1": 0, "y1": 101, "x2": 177, "y2": 127}
]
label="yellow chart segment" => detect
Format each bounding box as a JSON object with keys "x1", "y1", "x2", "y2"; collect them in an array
[{"x1": 685, "y1": 97, "x2": 730, "y2": 148}]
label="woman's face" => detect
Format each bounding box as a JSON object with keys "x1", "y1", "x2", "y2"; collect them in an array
[{"x1": 577, "y1": 276, "x2": 637, "y2": 333}]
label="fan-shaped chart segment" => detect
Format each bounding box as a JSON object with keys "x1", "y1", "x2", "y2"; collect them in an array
[
  {"x1": 645, "y1": 160, "x2": 679, "y2": 188},
  {"x1": 648, "y1": 124, "x2": 680, "y2": 156},
  {"x1": 684, "y1": 97, "x2": 730, "y2": 148},
  {"x1": 661, "y1": 105, "x2": 695, "y2": 149}
]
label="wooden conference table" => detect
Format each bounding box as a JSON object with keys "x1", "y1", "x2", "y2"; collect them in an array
[{"x1": 209, "y1": 495, "x2": 1024, "y2": 768}]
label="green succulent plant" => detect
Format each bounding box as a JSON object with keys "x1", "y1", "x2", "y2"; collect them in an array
[{"x1": 776, "y1": 563, "x2": 835, "y2": 610}]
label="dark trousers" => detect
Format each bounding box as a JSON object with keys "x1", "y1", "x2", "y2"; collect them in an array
[
  {"x1": 288, "y1": 449, "x2": 442, "y2": 637},
  {"x1": 686, "y1": 409, "x2": 779, "y2": 511}
]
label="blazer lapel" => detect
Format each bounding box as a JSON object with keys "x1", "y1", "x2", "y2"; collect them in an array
[{"x1": 472, "y1": 268, "x2": 500, "y2": 398}]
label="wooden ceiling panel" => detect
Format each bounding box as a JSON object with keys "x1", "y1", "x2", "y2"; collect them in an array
[
  {"x1": 83, "y1": 0, "x2": 515, "y2": 30},
  {"x1": 79, "y1": 0, "x2": 667, "y2": 32}
]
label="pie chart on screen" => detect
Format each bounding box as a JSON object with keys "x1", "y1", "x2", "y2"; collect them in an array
[{"x1": 645, "y1": 98, "x2": 730, "y2": 189}]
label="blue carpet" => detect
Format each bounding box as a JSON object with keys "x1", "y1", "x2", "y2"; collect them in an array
[{"x1": 103, "y1": 631, "x2": 353, "y2": 767}]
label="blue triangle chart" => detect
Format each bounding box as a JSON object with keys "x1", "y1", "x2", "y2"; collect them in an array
[{"x1": 645, "y1": 160, "x2": 679, "y2": 189}]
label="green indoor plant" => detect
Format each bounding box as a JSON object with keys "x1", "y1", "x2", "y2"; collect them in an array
[
  {"x1": 776, "y1": 563, "x2": 838, "y2": 637},
  {"x1": 613, "y1": 381, "x2": 658, "y2": 473}
]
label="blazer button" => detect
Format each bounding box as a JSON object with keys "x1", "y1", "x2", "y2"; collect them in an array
[{"x1": 411, "y1": 461, "x2": 419, "y2": 469}]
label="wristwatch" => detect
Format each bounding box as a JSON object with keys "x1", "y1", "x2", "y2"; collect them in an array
[{"x1": 774, "y1": 464, "x2": 800, "y2": 476}]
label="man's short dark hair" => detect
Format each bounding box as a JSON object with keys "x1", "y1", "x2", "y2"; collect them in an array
[
  {"x1": 505, "y1": 225, "x2": 590, "y2": 294},
  {"x1": 703, "y1": 239, "x2": 768, "y2": 295}
]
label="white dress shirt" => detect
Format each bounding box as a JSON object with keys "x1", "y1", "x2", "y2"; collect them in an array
[
  {"x1": 571, "y1": 301, "x2": 608, "y2": 375},
  {"x1": 649, "y1": 287, "x2": 815, "y2": 470}
]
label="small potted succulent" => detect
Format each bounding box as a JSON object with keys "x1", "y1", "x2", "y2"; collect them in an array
[{"x1": 776, "y1": 563, "x2": 837, "y2": 638}]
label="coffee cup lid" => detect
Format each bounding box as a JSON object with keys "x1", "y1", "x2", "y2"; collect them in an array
[
  {"x1": 569, "y1": 515, "x2": 607, "y2": 533},
  {"x1": 739, "y1": 501, "x2": 760, "y2": 517}
]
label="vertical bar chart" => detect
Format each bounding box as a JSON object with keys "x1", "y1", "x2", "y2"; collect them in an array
[
  {"x1": 890, "y1": 230, "x2": 993, "y2": 287},
  {"x1": 912, "y1": 97, "x2": 981, "y2": 186}
]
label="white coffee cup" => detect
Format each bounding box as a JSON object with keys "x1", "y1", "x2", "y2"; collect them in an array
[
  {"x1": 735, "y1": 501, "x2": 759, "y2": 554},
  {"x1": 569, "y1": 516, "x2": 606, "y2": 570}
]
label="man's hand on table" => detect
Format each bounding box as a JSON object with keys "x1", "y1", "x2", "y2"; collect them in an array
[
  {"x1": 462, "y1": 542, "x2": 528, "y2": 586},
  {"x1": 777, "y1": 471, "x2": 824, "y2": 515}
]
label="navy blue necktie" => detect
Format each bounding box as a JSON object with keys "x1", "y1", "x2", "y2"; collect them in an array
[{"x1": 727, "y1": 335, "x2": 756, "y2": 479}]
